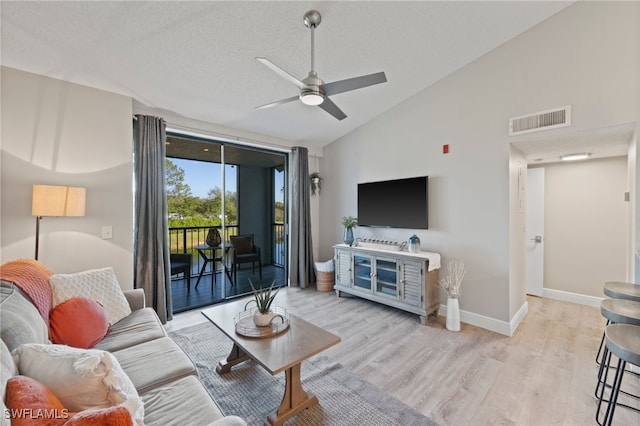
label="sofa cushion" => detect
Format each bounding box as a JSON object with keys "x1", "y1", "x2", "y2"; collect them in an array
[
  {"x1": 0, "y1": 282, "x2": 49, "y2": 352},
  {"x1": 140, "y1": 375, "x2": 225, "y2": 426},
  {"x1": 4, "y1": 375, "x2": 68, "y2": 426},
  {"x1": 0, "y1": 259, "x2": 53, "y2": 327},
  {"x1": 94, "y1": 308, "x2": 166, "y2": 353},
  {"x1": 49, "y1": 267, "x2": 132, "y2": 325},
  {"x1": 11, "y1": 344, "x2": 143, "y2": 425},
  {"x1": 112, "y1": 337, "x2": 196, "y2": 394},
  {"x1": 49, "y1": 297, "x2": 109, "y2": 349},
  {"x1": 1, "y1": 340, "x2": 19, "y2": 426},
  {"x1": 64, "y1": 406, "x2": 133, "y2": 426}
]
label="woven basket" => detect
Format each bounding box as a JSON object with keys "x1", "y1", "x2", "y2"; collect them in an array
[{"x1": 316, "y1": 270, "x2": 335, "y2": 292}]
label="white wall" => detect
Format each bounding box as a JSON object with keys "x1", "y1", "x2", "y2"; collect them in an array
[
  {"x1": 319, "y1": 1, "x2": 639, "y2": 331},
  {"x1": 628, "y1": 133, "x2": 638, "y2": 283},
  {"x1": 1, "y1": 67, "x2": 135, "y2": 287},
  {"x1": 509, "y1": 146, "x2": 527, "y2": 319},
  {"x1": 0, "y1": 69, "x2": 307, "y2": 289},
  {"x1": 533, "y1": 157, "x2": 629, "y2": 298}
]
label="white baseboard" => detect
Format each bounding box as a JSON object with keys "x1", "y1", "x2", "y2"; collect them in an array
[
  {"x1": 436, "y1": 289, "x2": 601, "y2": 337},
  {"x1": 542, "y1": 288, "x2": 603, "y2": 307},
  {"x1": 438, "y1": 300, "x2": 528, "y2": 337}
]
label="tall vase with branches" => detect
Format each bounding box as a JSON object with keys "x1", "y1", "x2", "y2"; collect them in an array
[{"x1": 438, "y1": 260, "x2": 468, "y2": 331}]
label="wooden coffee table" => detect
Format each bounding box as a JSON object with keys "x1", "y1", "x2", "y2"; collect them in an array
[{"x1": 201, "y1": 299, "x2": 341, "y2": 426}]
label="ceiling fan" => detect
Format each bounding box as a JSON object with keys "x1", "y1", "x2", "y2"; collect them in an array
[{"x1": 255, "y1": 10, "x2": 387, "y2": 121}]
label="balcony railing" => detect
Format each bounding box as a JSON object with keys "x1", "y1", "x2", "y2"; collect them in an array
[
  {"x1": 272, "y1": 223, "x2": 285, "y2": 267},
  {"x1": 169, "y1": 224, "x2": 285, "y2": 278}
]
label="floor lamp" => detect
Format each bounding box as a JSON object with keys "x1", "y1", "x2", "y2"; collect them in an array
[{"x1": 32, "y1": 185, "x2": 86, "y2": 260}]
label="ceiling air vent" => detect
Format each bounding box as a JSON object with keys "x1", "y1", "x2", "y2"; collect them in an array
[{"x1": 509, "y1": 105, "x2": 571, "y2": 136}]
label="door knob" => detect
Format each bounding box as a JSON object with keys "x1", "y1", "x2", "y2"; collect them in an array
[{"x1": 529, "y1": 235, "x2": 543, "y2": 243}]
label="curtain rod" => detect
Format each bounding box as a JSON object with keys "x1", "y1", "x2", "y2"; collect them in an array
[
  {"x1": 164, "y1": 122, "x2": 292, "y2": 154},
  {"x1": 133, "y1": 114, "x2": 323, "y2": 156}
]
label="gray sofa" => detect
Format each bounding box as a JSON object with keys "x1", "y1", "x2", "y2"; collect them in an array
[{"x1": 0, "y1": 280, "x2": 246, "y2": 426}]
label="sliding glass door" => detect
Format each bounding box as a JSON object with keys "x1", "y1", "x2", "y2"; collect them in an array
[{"x1": 166, "y1": 134, "x2": 287, "y2": 313}]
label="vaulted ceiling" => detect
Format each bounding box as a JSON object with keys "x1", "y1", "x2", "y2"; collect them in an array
[{"x1": 2, "y1": 1, "x2": 574, "y2": 147}]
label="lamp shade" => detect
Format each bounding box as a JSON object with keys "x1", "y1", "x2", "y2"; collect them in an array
[{"x1": 32, "y1": 185, "x2": 86, "y2": 217}]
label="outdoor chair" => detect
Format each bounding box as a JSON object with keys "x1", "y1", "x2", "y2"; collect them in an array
[
  {"x1": 170, "y1": 253, "x2": 192, "y2": 292},
  {"x1": 230, "y1": 234, "x2": 262, "y2": 285}
]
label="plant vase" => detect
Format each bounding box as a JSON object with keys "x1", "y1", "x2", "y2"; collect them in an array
[
  {"x1": 311, "y1": 177, "x2": 321, "y2": 195},
  {"x1": 446, "y1": 297, "x2": 460, "y2": 332},
  {"x1": 253, "y1": 311, "x2": 275, "y2": 327},
  {"x1": 343, "y1": 227, "x2": 354, "y2": 246}
]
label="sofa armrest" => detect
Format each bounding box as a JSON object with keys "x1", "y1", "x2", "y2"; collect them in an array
[{"x1": 123, "y1": 289, "x2": 145, "y2": 311}]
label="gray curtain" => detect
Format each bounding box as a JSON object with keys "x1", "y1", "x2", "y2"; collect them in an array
[
  {"x1": 290, "y1": 147, "x2": 315, "y2": 288},
  {"x1": 133, "y1": 115, "x2": 172, "y2": 323}
]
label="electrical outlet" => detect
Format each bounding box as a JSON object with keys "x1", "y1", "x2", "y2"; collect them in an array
[{"x1": 101, "y1": 226, "x2": 113, "y2": 240}]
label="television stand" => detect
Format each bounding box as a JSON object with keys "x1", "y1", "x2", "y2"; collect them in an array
[{"x1": 333, "y1": 244, "x2": 440, "y2": 324}]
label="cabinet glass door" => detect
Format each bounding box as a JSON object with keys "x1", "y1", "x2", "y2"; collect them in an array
[
  {"x1": 375, "y1": 258, "x2": 398, "y2": 298},
  {"x1": 353, "y1": 255, "x2": 372, "y2": 291}
]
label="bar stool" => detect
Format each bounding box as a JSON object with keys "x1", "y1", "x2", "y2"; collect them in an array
[
  {"x1": 595, "y1": 299, "x2": 640, "y2": 397},
  {"x1": 595, "y1": 324, "x2": 640, "y2": 426},
  {"x1": 596, "y1": 299, "x2": 640, "y2": 365},
  {"x1": 596, "y1": 282, "x2": 640, "y2": 365},
  {"x1": 603, "y1": 281, "x2": 640, "y2": 302}
]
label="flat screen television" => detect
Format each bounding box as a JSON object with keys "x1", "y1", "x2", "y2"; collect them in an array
[{"x1": 357, "y1": 176, "x2": 428, "y2": 229}]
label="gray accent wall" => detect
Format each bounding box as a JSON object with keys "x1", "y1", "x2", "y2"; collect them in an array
[{"x1": 318, "y1": 1, "x2": 640, "y2": 332}]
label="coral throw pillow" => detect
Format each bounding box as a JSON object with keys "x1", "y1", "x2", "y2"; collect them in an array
[
  {"x1": 5, "y1": 375, "x2": 70, "y2": 426},
  {"x1": 49, "y1": 297, "x2": 109, "y2": 349},
  {"x1": 64, "y1": 406, "x2": 133, "y2": 426}
]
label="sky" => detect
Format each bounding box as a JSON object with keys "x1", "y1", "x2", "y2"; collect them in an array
[{"x1": 171, "y1": 158, "x2": 284, "y2": 202}]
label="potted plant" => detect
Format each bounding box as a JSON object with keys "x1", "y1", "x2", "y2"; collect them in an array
[
  {"x1": 438, "y1": 260, "x2": 468, "y2": 332},
  {"x1": 310, "y1": 172, "x2": 322, "y2": 195},
  {"x1": 246, "y1": 279, "x2": 283, "y2": 327},
  {"x1": 341, "y1": 216, "x2": 357, "y2": 246}
]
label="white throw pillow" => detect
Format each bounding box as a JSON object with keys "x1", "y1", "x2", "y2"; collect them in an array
[
  {"x1": 12, "y1": 343, "x2": 144, "y2": 425},
  {"x1": 49, "y1": 267, "x2": 132, "y2": 325}
]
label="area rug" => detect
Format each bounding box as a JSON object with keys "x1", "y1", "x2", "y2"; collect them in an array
[{"x1": 169, "y1": 321, "x2": 437, "y2": 426}]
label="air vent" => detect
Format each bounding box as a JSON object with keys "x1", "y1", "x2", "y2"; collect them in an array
[{"x1": 509, "y1": 105, "x2": 571, "y2": 136}]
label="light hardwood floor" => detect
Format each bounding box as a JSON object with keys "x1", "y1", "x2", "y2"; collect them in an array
[{"x1": 165, "y1": 287, "x2": 640, "y2": 425}]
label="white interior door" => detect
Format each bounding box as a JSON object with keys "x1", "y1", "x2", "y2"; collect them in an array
[{"x1": 527, "y1": 168, "x2": 545, "y2": 296}]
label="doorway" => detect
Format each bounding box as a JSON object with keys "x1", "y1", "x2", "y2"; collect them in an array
[
  {"x1": 526, "y1": 168, "x2": 544, "y2": 297},
  {"x1": 165, "y1": 134, "x2": 288, "y2": 313},
  {"x1": 524, "y1": 157, "x2": 629, "y2": 302}
]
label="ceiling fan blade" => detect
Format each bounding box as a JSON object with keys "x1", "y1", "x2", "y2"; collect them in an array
[
  {"x1": 318, "y1": 97, "x2": 347, "y2": 121},
  {"x1": 255, "y1": 95, "x2": 299, "y2": 109},
  {"x1": 322, "y1": 72, "x2": 387, "y2": 96},
  {"x1": 256, "y1": 57, "x2": 306, "y2": 89}
]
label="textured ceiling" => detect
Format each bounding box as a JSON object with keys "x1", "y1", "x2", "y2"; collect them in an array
[{"x1": 1, "y1": 1, "x2": 575, "y2": 147}]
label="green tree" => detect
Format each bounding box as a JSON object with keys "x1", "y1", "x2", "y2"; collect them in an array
[
  {"x1": 206, "y1": 187, "x2": 238, "y2": 225},
  {"x1": 165, "y1": 159, "x2": 193, "y2": 217},
  {"x1": 274, "y1": 201, "x2": 284, "y2": 223},
  {"x1": 165, "y1": 159, "x2": 238, "y2": 228},
  {"x1": 165, "y1": 159, "x2": 191, "y2": 197}
]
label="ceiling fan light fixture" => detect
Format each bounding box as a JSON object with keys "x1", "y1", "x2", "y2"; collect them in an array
[{"x1": 300, "y1": 92, "x2": 325, "y2": 106}]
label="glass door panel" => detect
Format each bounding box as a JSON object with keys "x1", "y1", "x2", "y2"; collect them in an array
[
  {"x1": 353, "y1": 255, "x2": 373, "y2": 291},
  {"x1": 375, "y1": 258, "x2": 398, "y2": 298},
  {"x1": 166, "y1": 137, "x2": 226, "y2": 311},
  {"x1": 223, "y1": 145, "x2": 287, "y2": 298},
  {"x1": 165, "y1": 134, "x2": 288, "y2": 312}
]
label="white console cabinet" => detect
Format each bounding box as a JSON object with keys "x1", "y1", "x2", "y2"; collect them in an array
[{"x1": 333, "y1": 244, "x2": 440, "y2": 324}]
